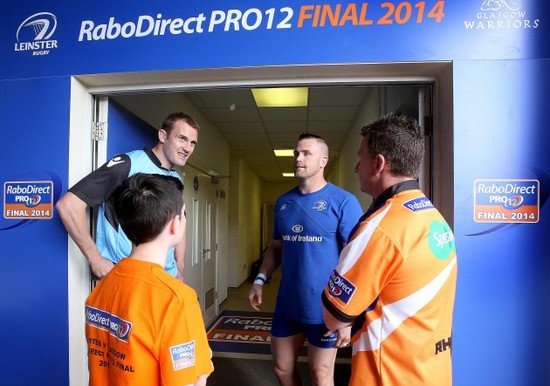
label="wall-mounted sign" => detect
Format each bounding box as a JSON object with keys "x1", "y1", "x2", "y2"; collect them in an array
[
  {"x1": 473, "y1": 179, "x2": 539, "y2": 223},
  {"x1": 3, "y1": 180, "x2": 54, "y2": 219}
]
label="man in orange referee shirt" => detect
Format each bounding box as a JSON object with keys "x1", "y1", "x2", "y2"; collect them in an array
[{"x1": 322, "y1": 113, "x2": 457, "y2": 385}]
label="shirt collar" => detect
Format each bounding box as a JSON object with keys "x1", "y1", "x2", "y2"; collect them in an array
[
  {"x1": 144, "y1": 147, "x2": 173, "y2": 171},
  {"x1": 362, "y1": 179, "x2": 420, "y2": 220}
]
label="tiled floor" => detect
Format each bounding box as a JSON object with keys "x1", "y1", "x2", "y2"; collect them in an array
[
  {"x1": 209, "y1": 270, "x2": 352, "y2": 385},
  {"x1": 219, "y1": 270, "x2": 281, "y2": 313},
  {"x1": 209, "y1": 270, "x2": 286, "y2": 385}
]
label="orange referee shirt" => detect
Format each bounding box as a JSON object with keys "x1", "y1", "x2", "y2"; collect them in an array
[
  {"x1": 85, "y1": 258, "x2": 213, "y2": 385},
  {"x1": 323, "y1": 186, "x2": 457, "y2": 385}
]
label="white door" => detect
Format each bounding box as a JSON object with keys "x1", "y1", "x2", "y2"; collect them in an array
[
  {"x1": 185, "y1": 174, "x2": 218, "y2": 323},
  {"x1": 200, "y1": 176, "x2": 217, "y2": 323}
]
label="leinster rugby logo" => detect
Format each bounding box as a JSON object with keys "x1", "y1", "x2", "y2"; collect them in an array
[
  {"x1": 15, "y1": 12, "x2": 59, "y2": 56},
  {"x1": 312, "y1": 200, "x2": 328, "y2": 212}
]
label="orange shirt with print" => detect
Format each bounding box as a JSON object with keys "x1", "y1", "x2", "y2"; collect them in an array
[
  {"x1": 85, "y1": 258, "x2": 213, "y2": 386},
  {"x1": 323, "y1": 188, "x2": 457, "y2": 386}
]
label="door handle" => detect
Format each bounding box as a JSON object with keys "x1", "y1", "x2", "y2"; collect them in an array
[{"x1": 202, "y1": 248, "x2": 211, "y2": 261}]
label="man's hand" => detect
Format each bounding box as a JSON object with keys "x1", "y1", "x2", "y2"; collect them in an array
[
  {"x1": 326, "y1": 326, "x2": 352, "y2": 349},
  {"x1": 247, "y1": 284, "x2": 263, "y2": 311},
  {"x1": 89, "y1": 257, "x2": 115, "y2": 279},
  {"x1": 176, "y1": 271, "x2": 185, "y2": 282}
]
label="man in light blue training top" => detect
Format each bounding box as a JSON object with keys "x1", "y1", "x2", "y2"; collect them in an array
[
  {"x1": 248, "y1": 133, "x2": 363, "y2": 386},
  {"x1": 56, "y1": 112, "x2": 198, "y2": 281}
]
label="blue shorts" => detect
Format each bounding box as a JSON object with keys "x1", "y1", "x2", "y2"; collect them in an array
[{"x1": 271, "y1": 315, "x2": 337, "y2": 348}]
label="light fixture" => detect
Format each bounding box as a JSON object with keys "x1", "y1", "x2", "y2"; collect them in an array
[
  {"x1": 274, "y1": 149, "x2": 294, "y2": 157},
  {"x1": 252, "y1": 87, "x2": 308, "y2": 107},
  {"x1": 282, "y1": 173, "x2": 295, "y2": 178}
]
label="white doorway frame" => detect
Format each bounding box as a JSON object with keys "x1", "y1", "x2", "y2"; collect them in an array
[{"x1": 68, "y1": 62, "x2": 454, "y2": 384}]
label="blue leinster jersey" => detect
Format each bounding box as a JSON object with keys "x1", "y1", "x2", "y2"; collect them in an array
[{"x1": 273, "y1": 182, "x2": 362, "y2": 323}]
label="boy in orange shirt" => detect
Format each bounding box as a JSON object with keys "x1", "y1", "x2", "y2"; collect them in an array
[{"x1": 85, "y1": 173, "x2": 213, "y2": 386}]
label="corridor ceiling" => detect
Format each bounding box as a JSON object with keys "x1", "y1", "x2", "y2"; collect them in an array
[{"x1": 113, "y1": 85, "x2": 418, "y2": 182}]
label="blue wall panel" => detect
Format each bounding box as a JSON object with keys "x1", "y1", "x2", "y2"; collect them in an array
[
  {"x1": 0, "y1": 77, "x2": 71, "y2": 385},
  {"x1": 453, "y1": 59, "x2": 550, "y2": 385}
]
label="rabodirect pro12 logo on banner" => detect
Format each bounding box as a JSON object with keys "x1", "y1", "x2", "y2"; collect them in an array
[
  {"x1": 14, "y1": 12, "x2": 59, "y2": 56},
  {"x1": 473, "y1": 179, "x2": 539, "y2": 223},
  {"x1": 4, "y1": 181, "x2": 53, "y2": 219}
]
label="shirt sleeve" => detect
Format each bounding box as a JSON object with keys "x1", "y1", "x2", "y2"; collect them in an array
[
  {"x1": 324, "y1": 220, "x2": 404, "y2": 319},
  {"x1": 338, "y1": 194, "x2": 364, "y2": 244},
  {"x1": 69, "y1": 153, "x2": 131, "y2": 207},
  {"x1": 271, "y1": 197, "x2": 282, "y2": 241},
  {"x1": 159, "y1": 290, "x2": 214, "y2": 385}
]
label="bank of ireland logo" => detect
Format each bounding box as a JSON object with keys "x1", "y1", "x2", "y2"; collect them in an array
[
  {"x1": 427, "y1": 221, "x2": 456, "y2": 260},
  {"x1": 292, "y1": 224, "x2": 304, "y2": 233},
  {"x1": 15, "y1": 12, "x2": 59, "y2": 56}
]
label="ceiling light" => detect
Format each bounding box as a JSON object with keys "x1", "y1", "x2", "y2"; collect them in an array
[
  {"x1": 252, "y1": 87, "x2": 308, "y2": 107},
  {"x1": 274, "y1": 149, "x2": 294, "y2": 157},
  {"x1": 282, "y1": 173, "x2": 295, "y2": 178}
]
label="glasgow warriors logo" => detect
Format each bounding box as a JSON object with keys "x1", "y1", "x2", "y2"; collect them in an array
[
  {"x1": 464, "y1": 0, "x2": 540, "y2": 30},
  {"x1": 15, "y1": 12, "x2": 59, "y2": 56}
]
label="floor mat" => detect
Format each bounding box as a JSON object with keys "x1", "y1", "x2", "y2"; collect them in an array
[
  {"x1": 207, "y1": 310, "x2": 273, "y2": 359},
  {"x1": 207, "y1": 310, "x2": 351, "y2": 362}
]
